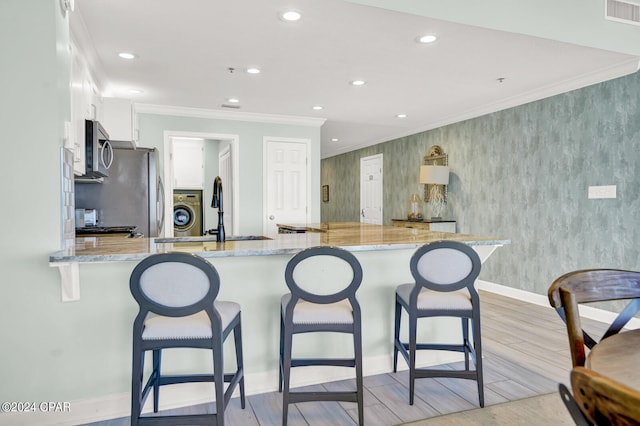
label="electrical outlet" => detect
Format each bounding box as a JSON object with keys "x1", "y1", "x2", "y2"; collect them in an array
[{"x1": 588, "y1": 185, "x2": 616, "y2": 199}]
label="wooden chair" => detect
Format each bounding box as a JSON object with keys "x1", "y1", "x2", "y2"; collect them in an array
[
  {"x1": 547, "y1": 269, "x2": 640, "y2": 367},
  {"x1": 560, "y1": 366, "x2": 640, "y2": 425}
]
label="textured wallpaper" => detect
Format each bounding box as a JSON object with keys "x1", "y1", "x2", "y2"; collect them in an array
[{"x1": 321, "y1": 71, "x2": 640, "y2": 296}]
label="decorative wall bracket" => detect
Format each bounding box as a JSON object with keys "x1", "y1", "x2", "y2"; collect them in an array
[{"x1": 422, "y1": 145, "x2": 448, "y2": 204}]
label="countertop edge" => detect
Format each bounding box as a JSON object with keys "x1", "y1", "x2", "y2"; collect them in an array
[{"x1": 49, "y1": 238, "x2": 511, "y2": 264}]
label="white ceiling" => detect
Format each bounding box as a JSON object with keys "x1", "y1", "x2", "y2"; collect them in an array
[{"x1": 72, "y1": 0, "x2": 639, "y2": 158}]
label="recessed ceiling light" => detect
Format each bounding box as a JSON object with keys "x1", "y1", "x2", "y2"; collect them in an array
[
  {"x1": 280, "y1": 10, "x2": 301, "y2": 21},
  {"x1": 417, "y1": 34, "x2": 438, "y2": 44},
  {"x1": 312, "y1": 105, "x2": 323, "y2": 110},
  {"x1": 396, "y1": 114, "x2": 407, "y2": 118},
  {"x1": 227, "y1": 98, "x2": 240, "y2": 103},
  {"x1": 350, "y1": 80, "x2": 366, "y2": 86},
  {"x1": 246, "y1": 67, "x2": 261, "y2": 74},
  {"x1": 128, "y1": 89, "x2": 143, "y2": 94},
  {"x1": 331, "y1": 138, "x2": 339, "y2": 142},
  {"x1": 118, "y1": 52, "x2": 137, "y2": 60}
]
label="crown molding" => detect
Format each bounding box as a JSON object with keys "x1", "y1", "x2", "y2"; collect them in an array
[
  {"x1": 135, "y1": 103, "x2": 326, "y2": 128},
  {"x1": 322, "y1": 57, "x2": 640, "y2": 159},
  {"x1": 69, "y1": 8, "x2": 106, "y2": 90}
]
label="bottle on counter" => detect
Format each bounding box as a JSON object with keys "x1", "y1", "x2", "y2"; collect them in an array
[{"x1": 407, "y1": 194, "x2": 423, "y2": 221}]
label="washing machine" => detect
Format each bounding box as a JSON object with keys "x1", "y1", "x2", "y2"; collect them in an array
[{"x1": 173, "y1": 190, "x2": 203, "y2": 237}]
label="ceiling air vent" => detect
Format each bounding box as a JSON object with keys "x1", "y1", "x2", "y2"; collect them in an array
[
  {"x1": 606, "y1": 0, "x2": 640, "y2": 25},
  {"x1": 221, "y1": 104, "x2": 241, "y2": 109}
]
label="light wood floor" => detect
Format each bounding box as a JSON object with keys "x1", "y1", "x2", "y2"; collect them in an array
[{"x1": 85, "y1": 290, "x2": 594, "y2": 425}]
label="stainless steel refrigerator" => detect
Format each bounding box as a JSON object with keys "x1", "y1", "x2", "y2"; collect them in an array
[{"x1": 75, "y1": 148, "x2": 165, "y2": 237}]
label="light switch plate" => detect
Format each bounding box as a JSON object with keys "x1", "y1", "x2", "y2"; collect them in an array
[{"x1": 588, "y1": 185, "x2": 617, "y2": 199}]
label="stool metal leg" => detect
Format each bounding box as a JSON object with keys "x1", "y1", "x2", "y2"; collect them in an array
[
  {"x1": 462, "y1": 318, "x2": 470, "y2": 371},
  {"x1": 152, "y1": 349, "x2": 161, "y2": 412},
  {"x1": 354, "y1": 324, "x2": 364, "y2": 425},
  {"x1": 409, "y1": 314, "x2": 417, "y2": 406},
  {"x1": 393, "y1": 300, "x2": 401, "y2": 372},
  {"x1": 278, "y1": 313, "x2": 285, "y2": 392},
  {"x1": 213, "y1": 330, "x2": 225, "y2": 426},
  {"x1": 473, "y1": 315, "x2": 485, "y2": 407},
  {"x1": 234, "y1": 316, "x2": 246, "y2": 409},
  {"x1": 281, "y1": 320, "x2": 294, "y2": 426},
  {"x1": 131, "y1": 345, "x2": 144, "y2": 426}
]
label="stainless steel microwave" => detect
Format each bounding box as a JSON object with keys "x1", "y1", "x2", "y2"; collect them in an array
[{"x1": 84, "y1": 119, "x2": 113, "y2": 178}]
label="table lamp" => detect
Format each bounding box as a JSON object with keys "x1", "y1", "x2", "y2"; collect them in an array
[{"x1": 420, "y1": 165, "x2": 450, "y2": 219}]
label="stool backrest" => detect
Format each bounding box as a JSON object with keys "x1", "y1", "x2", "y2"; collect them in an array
[
  {"x1": 285, "y1": 246, "x2": 362, "y2": 305},
  {"x1": 410, "y1": 241, "x2": 481, "y2": 293},
  {"x1": 130, "y1": 252, "x2": 220, "y2": 318}
]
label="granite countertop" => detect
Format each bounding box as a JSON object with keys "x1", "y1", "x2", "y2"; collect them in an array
[{"x1": 49, "y1": 222, "x2": 510, "y2": 264}]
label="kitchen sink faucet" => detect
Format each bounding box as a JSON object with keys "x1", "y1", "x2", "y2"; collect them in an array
[{"x1": 205, "y1": 176, "x2": 225, "y2": 242}]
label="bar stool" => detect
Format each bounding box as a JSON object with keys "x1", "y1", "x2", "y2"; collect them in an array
[
  {"x1": 129, "y1": 252, "x2": 245, "y2": 425},
  {"x1": 279, "y1": 246, "x2": 364, "y2": 425},
  {"x1": 393, "y1": 240, "x2": 484, "y2": 407}
]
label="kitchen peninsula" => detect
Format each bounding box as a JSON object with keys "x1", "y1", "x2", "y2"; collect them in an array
[
  {"x1": 48, "y1": 222, "x2": 509, "y2": 411},
  {"x1": 50, "y1": 222, "x2": 508, "y2": 263}
]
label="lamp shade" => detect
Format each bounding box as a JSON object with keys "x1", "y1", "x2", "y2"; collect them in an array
[{"x1": 420, "y1": 165, "x2": 450, "y2": 185}]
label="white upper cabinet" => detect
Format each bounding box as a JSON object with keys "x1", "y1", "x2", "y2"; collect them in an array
[
  {"x1": 70, "y1": 42, "x2": 99, "y2": 176},
  {"x1": 102, "y1": 97, "x2": 136, "y2": 146},
  {"x1": 173, "y1": 139, "x2": 205, "y2": 189}
]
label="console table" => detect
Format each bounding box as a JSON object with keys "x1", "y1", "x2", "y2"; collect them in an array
[{"x1": 391, "y1": 219, "x2": 456, "y2": 233}]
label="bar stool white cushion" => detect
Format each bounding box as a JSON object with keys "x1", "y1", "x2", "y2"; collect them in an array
[
  {"x1": 281, "y1": 294, "x2": 353, "y2": 324},
  {"x1": 142, "y1": 301, "x2": 240, "y2": 340},
  {"x1": 396, "y1": 284, "x2": 472, "y2": 311}
]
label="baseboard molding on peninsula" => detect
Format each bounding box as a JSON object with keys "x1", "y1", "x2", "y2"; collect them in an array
[{"x1": 478, "y1": 280, "x2": 640, "y2": 329}]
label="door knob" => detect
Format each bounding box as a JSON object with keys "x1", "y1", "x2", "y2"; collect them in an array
[{"x1": 269, "y1": 215, "x2": 275, "y2": 220}]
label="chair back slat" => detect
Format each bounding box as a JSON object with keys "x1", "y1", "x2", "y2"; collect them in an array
[
  {"x1": 548, "y1": 269, "x2": 640, "y2": 367},
  {"x1": 549, "y1": 269, "x2": 640, "y2": 307}
]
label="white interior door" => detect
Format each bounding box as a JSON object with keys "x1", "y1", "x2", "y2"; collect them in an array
[
  {"x1": 360, "y1": 154, "x2": 383, "y2": 224},
  {"x1": 219, "y1": 146, "x2": 233, "y2": 236},
  {"x1": 264, "y1": 138, "x2": 310, "y2": 238}
]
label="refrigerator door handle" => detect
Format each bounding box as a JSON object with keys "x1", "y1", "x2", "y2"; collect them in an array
[{"x1": 157, "y1": 177, "x2": 166, "y2": 236}]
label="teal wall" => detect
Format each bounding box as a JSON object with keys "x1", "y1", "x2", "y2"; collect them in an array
[
  {"x1": 322, "y1": 71, "x2": 640, "y2": 294},
  {"x1": 137, "y1": 114, "x2": 322, "y2": 235},
  {"x1": 0, "y1": 0, "x2": 73, "y2": 402}
]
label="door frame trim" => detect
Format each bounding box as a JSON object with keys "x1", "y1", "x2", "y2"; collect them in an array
[
  {"x1": 360, "y1": 153, "x2": 384, "y2": 225},
  {"x1": 163, "y1": 131, "x2": 240, "y2": 237},
  {"x1": 262, "y1": 136, "x2": 312, "y2": 236}
]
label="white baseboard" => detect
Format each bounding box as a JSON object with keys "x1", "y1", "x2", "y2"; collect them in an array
[
  {"x1": 477, "y1": 279, "x2": 640, "y2": 328},
  {"x1": 13, "y1": 280, "x2": 632, "y2": 425}
]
